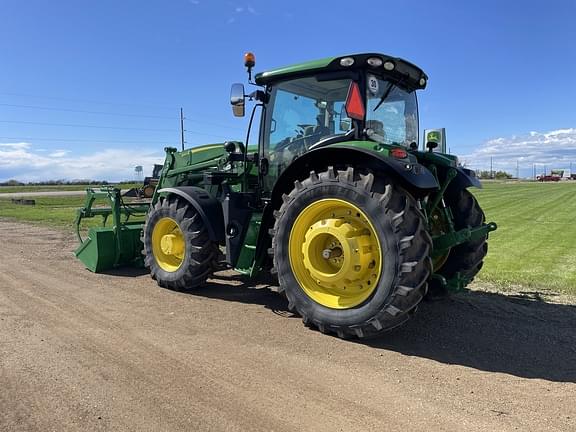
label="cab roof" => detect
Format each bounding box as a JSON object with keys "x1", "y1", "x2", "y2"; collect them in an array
[{"x1": 254, "y1": 53, "x2": 428, "y2": 91}]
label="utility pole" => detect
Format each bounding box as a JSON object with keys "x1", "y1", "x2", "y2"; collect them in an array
[
  {"x1": 180, "y1": 108, "x2": 186, "y2": 151},
  {"x1": 490, "y1": 156, "x2": 493, "y2": 179},
  {"x1": 533, "y1": 163, "x2": 536, "y2": 180},
  {"x1": 516, "y1": 160, "x2": 519, "y2": 180}
]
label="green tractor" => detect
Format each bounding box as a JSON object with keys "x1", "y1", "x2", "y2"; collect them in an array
[{"x1": 75, "y1": 52, "x2": 496, "y2": 338}]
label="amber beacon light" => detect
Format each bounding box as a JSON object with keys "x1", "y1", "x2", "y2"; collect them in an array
[{"x1": 244, "y1": 52, "x2": 256, "y2": 80}]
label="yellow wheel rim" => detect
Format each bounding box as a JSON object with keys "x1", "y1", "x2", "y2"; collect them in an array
[
  {"x1": 152, "y1": 217, "x2": 186, "y2": 272},
  {"x1": 288, "y1": 199, "x2": 382, "y2": 309}
]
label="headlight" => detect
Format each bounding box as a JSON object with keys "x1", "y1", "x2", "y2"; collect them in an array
[
  {"x1": 339, "y1": 57, "x2": 355, "y2": 67},
  {"x1": 383, "y1": 61, "x2": 395, "y2": 71},
  {"x1": 367, "y1": 57, "x2": 383, "y2": 67}
]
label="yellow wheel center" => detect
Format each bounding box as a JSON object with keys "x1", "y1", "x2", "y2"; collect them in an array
[
  {"x1": 289, "y1": 199, "x2": 382, "y2": 309},
  {"x1": 160, "y1": 234, "x2": 185, "y2": 257},
  {"x1": 152, "y1": 217, "x2": 186, "y2": 272}
]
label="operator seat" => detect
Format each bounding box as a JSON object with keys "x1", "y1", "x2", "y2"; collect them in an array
[{"x1": 303, "y1": 115, "x2": 331, "y2": 147}]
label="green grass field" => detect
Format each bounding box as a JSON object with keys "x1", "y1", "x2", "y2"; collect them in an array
[
  {"x1": 0, "y1": 196, "x2": 87, "y2": 226},
  {"x1": 0, "y1": 183, "x2": 141, "y2": 193},
  {"x1": 472, "y1": 181, "x2": 576, "y2": 294},
  {"x1": 0, "y1": 195, "x2": 145, "y2": 229},
  {"x1": 1, "y1": 182, "x2": 575, "y2": 294}
]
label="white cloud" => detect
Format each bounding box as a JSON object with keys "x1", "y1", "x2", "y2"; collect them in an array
[
  {"x1": 0, "y1": 142, "x2": 31, "y2": 150},
  {"x1": 460, "y1": 128, "x2": 576, "y2": 174},
  {"x1": 49, "y1": 150, "x2": 70, "y2": 158},
  {"x1": 0, "y1": 142, "x2": 164, "y2": 182}
]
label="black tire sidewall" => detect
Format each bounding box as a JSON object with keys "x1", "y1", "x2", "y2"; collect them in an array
[
  {"x1": 439, "y1": 188, "x2": 487, "y2": 279},
  {"x1": 275, "y1": 181, "x2": 402, "y2": 327},
  {"x1": 143, "y1": 202, "x2": 191, "y2": 283}
]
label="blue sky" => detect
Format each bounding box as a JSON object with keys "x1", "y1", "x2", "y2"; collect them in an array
[{"x1": 1, "y1": 0, "x2": 575, "y2": 181}]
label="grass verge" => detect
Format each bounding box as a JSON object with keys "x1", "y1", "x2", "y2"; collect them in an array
[
  {"x1": 0, "y1": 195, "x2": 146, "y2": 231},
  {"x1": 0, "y1": 183, "x2": 141, "y2": 193},
  {"x1": 0, "y1": 196, "x2": 89, "y2": 227},
  {"x1": 472, "y1": 181, "x2": 576, "y2": 295}
]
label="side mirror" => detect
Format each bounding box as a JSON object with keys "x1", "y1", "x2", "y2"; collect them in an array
[
  {"x1": 339, "y1": 105, "x2": 351, "y2": 131},
  {"x1": 426, "y1": 141, "x2": 439, "y2": 152},
  {"x1": 230, "y1": 83, "x2": 245, "y2": 117},
  {"x1": 340, "y1": 118, "x2": 352, "y2": 132}
]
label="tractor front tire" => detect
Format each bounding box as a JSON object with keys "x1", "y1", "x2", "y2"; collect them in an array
[
  {"x1": 271, "y1": 167, "x2": 432, "y2": 339},
  {"x1": 143, "y1": 196, "x2": 218, "y2": 290}
]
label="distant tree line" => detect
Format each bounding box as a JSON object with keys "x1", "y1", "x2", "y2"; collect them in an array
[
  {"x1": 475, "y1": 170, "x2": 513, "y2": 180},
  {"x1": 0, "y1": 179, "x2": 138, "y2": 186}
]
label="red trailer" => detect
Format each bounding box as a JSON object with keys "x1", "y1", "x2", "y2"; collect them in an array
[{"x1": 537, "y1": 175, "x2": 561, "y2": 182}]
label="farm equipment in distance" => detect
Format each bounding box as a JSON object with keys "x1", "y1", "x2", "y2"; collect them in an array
[
  {"x1": 123, "y1": 164, "x2": 164, "y2": 199},
  {"x1": 75, "y1": 52, "x2": 497, "y2": 338}
]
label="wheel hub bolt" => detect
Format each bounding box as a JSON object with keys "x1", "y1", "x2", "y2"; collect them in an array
[{"x1": 322, "y1": 247, "x2": 343, "y2": 260}]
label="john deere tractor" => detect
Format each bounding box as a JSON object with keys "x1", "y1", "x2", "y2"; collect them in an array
[{"x1": 75, "y1": 52, "x2": 496, "y2": 338}]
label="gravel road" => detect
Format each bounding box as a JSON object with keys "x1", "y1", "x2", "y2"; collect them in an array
[{"x1": 1, "y1": 220, "x2": 575, "y2": 431}]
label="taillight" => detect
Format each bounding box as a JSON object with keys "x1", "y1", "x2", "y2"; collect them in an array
[
  {"x1": 345, "y1": 82, "x2": 365, "y2": 120},
  {"x1": 390, "y1": 148, "x2": 408, "y2": 159}
]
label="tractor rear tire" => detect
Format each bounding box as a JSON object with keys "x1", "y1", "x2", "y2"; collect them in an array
[
  {"x1": 435, "y1": 188, "x2": 488, "y2": 285},
  {"x1": 143, "y1": 196, "x2": 218, "y2": 290},
  {"x1": 271, "y1": 166, "x2": 432, "y2": 339}
]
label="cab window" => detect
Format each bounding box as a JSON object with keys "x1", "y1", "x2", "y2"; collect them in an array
[{"x1": 263, "y1": 76, "x2": 352, "y2": 191}]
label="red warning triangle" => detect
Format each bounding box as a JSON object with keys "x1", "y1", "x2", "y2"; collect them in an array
[{"x1": 345, "y1": 82, "x2": 365, "y2": 120}]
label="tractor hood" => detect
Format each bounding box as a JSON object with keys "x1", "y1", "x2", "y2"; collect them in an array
[{"x1": 180, "y1": 143, "x2": 227, "y2": 165}]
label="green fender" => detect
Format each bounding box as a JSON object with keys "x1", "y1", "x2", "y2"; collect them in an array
[
  {"x1": 252, "y1": 146, "x2": 439, "y2": 273},
  {"x1": 158, "y1": 187, "x2": 225, "y2": 242},
  {"x1": 272, "y1": 146, "x2": 438, "y2": 206}
]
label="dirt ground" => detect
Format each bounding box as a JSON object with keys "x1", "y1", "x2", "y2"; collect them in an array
[{"x1": 1, "y1": 221, "x2": 575, "y2": 432}]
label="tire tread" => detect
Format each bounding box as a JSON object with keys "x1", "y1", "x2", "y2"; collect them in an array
[
  {"x1": 143, "y1": 196, "x2": 218, "y2": 291},
  {"x1": 271, "y1": 166, "x2": 431, "y2": 339}
]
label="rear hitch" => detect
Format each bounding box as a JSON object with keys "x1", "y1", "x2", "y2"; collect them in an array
[{"x1": 432, "y1": 221, "x2": 497, "y2": 251}]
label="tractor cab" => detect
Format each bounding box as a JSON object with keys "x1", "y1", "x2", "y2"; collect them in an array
[{"x1": 231, "y1": 53, "x2": 427, "y2": 193}]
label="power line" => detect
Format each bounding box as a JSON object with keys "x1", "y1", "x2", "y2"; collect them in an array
[
  {"x1": 0, "y1": 91, "x2": 177, "y2": 110},
  {"x1": 0, "y1": 119, "x2": 176, "y2": 132},
  {"x1": 0, "y1": 102, "x2": 245, "y2": 131},
  {"x1": 0, "y1": 103, "x2": 178, "y2": 120},
  {"x1": 0, "y1": 135, "x2": 171, "y2": 144},
  {"x1": 0, "y1": 125, "x2": 231, "y2": 142}
]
